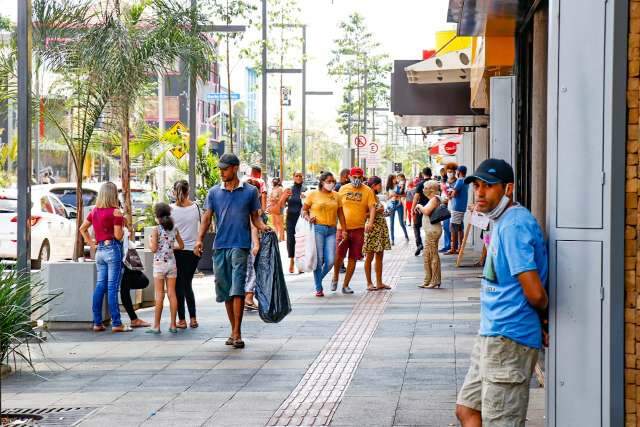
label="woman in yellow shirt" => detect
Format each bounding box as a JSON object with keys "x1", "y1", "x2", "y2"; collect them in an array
[{"x1": 302, "y1": 171, "x2": 348, "y2": 297}]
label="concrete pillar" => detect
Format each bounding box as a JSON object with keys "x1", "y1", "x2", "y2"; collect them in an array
[{"x1": 531, "y1": 7, "x2": 548, "y2": 231}]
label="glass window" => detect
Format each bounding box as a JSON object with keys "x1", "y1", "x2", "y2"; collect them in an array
[
  {"x1": 49, "y1": 196, "x2": 67, "y2": 217},
  {"x1": 40, "y1": 196, "x2": 54, "y2": 214}
]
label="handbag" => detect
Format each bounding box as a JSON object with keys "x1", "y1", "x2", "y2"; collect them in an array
[
  {"x1": 121, "y1": 266, "x2": 149, "y2": 289},
  {"x1": 122, "y1": 228, "x2": 144, "y2": 271},
  {"x1": 429, "y1": 198, "x2": 451, "y2": 224}
]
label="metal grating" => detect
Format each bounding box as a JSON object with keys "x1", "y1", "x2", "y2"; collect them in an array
[{"x1": 1, "y1": 407, "x2": 98, "y2": 426}]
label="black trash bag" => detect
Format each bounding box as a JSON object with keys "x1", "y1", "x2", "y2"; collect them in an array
[
  {"x1": 254, "y1": 231, "x2": 291, "y2": 323},
  {"x1": 121, "y1": 265, "x2": 149, "y2": 290}
]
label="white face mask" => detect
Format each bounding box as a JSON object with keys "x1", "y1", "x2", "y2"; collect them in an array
[
  {"x1": 351, "y1": 177, "x2": 363, "y2": 187},
  {"x1": 486, "y1": 195, "x2": 511, "y2": 221},
  {"x1": 323, "y1": 182, "x2": 335, "y2": 191},
  {"x1": 447, "y1": 172, "x2": 455, "y2": 179}
]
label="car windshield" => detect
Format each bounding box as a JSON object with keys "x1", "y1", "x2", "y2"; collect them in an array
[
  {"x1": 0, "y1": 198, "x2": 17, "y2": 212},
  {"x1": 50, "y1": 189, "x2": 97, "y2": 208}
]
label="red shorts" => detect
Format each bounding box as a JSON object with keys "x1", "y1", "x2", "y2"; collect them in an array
[{"x1": 337, "y1": 228, "x2": 365, "y2": 260}]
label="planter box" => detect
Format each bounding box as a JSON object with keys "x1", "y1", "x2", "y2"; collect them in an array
[
  {"x1": 197, "y1": 232, "x2": 215, "y2": 271},
  {"x1": 140, "y1": 249, "x2": 155, "y2": 307},
  {"x1": 36, "y1": 261, "x2": 110, "y2": 330}
]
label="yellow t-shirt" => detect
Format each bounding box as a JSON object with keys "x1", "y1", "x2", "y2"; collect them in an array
[
  {"x1": 338, "y1": 183, "x2": 376, "y2": 230},
  {"x1": 304, "y1": 190, "x2": 342, "y2": 226}
]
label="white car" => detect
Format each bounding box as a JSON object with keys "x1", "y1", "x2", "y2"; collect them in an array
[{"x1": 0, "y1": 188, "x2": 77, "y2": 268}]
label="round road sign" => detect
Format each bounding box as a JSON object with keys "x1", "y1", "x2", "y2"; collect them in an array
[
  {"x1": 369, "y1": 142, "x2": 379, "y2": 153},
  {"x1": 354, "y1": 135, "x2": 367, "y2": 148},
  {"x1": 444, "y1": 141, "x2": 457, "y2": 155}
]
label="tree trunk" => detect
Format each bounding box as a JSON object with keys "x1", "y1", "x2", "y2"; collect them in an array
[
  {"x1": 121, "y1": 104, "x2": 133, "y2": 229},
  {"x1": 226, "y1": 34, "x2": 233, "y2": 152},
  {"x1": 73, "y1": 162, "x2": 84, "y2": 261}
]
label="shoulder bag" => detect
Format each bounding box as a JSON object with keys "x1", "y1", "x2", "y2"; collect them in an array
[{"x1": 429, "y1": 197, "x2": 451, "y2": 225}]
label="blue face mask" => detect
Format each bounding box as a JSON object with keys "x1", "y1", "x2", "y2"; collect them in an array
[{"x1": 351, "y1": 177, "x2": 363, "y2": 187}]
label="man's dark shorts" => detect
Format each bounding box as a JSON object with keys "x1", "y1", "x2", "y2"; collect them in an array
[
  {"x1": 213, "y1": 248, "x2": 249, "y2": 302},
  {"x1": 337, "y1": 228, "x2": 365, "y2": 261}
]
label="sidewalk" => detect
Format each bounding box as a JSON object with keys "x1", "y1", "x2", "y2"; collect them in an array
[{"x1": 1, "y1": 234, "x2": 544, "y2": 426}]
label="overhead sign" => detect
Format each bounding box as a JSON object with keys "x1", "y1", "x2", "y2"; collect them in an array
[
  {"x1": 354, "y1": 135, "x2": 367, "y2": 148},
  {"x1": 166, "y1": 121, "x2": 188, "y2": 137},
  {"x1": 206, "y1": 92, "x2": 240, "y2": 101}
]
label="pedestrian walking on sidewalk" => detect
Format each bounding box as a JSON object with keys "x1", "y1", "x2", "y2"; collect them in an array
[
  {"x1": 195, "y1": 154, "x2": 271, "y2": 349},
  {"x1": 448, "y1": 165, "x2": 469, "y2": 255},
  {"x1": 386, "y1": 174, "x2": 409, "y2": 245},
  {"x1": 147, "y1": 203, "x2": 184, "y2": 334},
  {"x1": 456, "y1": 159, "x2": 548, "y2": 427},
  {"x1": 439, "y1": 163, "x2": 458, "y2": 253},
  {"x1": 171, "y1": 180, "x2": 201, "y2": 330},
  {"x1": 302, "y1": 172, "x2": 348, "y2": 297},
  {"x1": 281, "y1": 171, "x2": 307, "y2": 274},
  {"x1": 268, "y1": 178, "x2": 285, "y2": 241},
  {"x1": 80, "y1": 182, "x2": 131, "y2": 333},
  {"x1": 334, "y1": 169, "x2": 351, "y2": 274},
  {"x1": 417, "y1": 180, "x2": 444, "y2": 289},
  {"x1": 363, "y1": 176, "x2": 391, "y2": 291},
  {"x1": 412, "y1": 167, "x2": 432, "y2": 256},
  {"x1": 331, "y1": 167, "x2": 376, "y2": 294},
  {"x1": 405, "y1": 180, "x2": 416, "y2": 226}
]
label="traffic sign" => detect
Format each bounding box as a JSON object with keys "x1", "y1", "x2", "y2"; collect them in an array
[
  {"x1": 444, "y1": 141, "x2": 457, "y2": 155},
  {"x1": 368, "y1": 142, "x2": 379, "y2": 154},
  {"x1": 166, "y1": 121, "x2": 188, "y2": 137},
  {"x1": 170, "y1": 146, "x2": 186, "y2": 159},
  {"x1": 354, "y1": 135, "x2": 367, "y2": 148},
  {"x1": 206, "y1": 92, "x2": 240, "y2": 101}
]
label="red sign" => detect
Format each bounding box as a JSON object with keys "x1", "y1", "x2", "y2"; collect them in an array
[
  {"x1": 444, "y1": 141, "x2": 457, "y2": 155},
  {"x1": 354, "y1": 135, "x2": 367, "y2": 148}
]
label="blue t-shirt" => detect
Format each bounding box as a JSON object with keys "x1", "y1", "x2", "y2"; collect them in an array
[
  {"x1": 480, "y1": 205, "x2": 548, "y2": 349},
  {"x1": 204, "y1": 182, "x2": 261, "y2": 249},
  {"x1": 451, "y1": 178, "x2": 469, "y2": 212}
]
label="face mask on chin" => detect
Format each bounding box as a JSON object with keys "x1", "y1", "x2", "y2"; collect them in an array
[
  {"x1": 486, "y1": 195, "x2": 512, "y2": 221},
  {"x1": 351, "y1": 178, "x2": 363, "y2": 187}
]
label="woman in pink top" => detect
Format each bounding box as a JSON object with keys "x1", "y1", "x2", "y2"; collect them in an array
[{"x1": 80, "y1": 182, "x2": 130, "y2": 332}]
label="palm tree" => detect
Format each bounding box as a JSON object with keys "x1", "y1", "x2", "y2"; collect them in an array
[{"x1": 83, "y1": 0, "x2": 216, "y2": 227}]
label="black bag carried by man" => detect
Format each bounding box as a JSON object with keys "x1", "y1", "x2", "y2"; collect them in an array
[{"x1": 254, "y1": 231, "x2": 291, "y2": 323}]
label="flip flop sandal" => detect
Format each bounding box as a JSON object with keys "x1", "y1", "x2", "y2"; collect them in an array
[
  {"x1": 93, "y1": 325, "x2": 106, "y2": 332},
  {"x1": 225, "y1": 337, "x2": 234, "y2": 345},
  {"x1": 131, "y1": 321, "x2": 151, "y2": 328},
  {"x1": 113, "y1": 325, "x2": 133, "y2": 333},
  {"x1": 145, "y1": 328, "x2": 161, "y2": 335},
  {"x1": 168, "y1": 327, "x2": 178, "y2": 334},
  {"x1": 189, "y1": 320, "x2": 199, "y2": 329},
  {"x1": 366, "y1": 284, "x2": 377, "y2": 292},
  {"x1": 233, "y1": 339, "x2": 245, "y2": 349},
  {"x1": 379, "y1": 284, "x2": 392, "y2": 290},
  {"x1": 175, "y1": 322, "x2": 188, "y2": 329}
]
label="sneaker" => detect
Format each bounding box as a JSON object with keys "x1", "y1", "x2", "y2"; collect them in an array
[
  {"x1": 342, "y1": 286, "x2": 354, "y2": 294},
  {"x1": 331, "y1": 281, "x2": 338, "y2": 291},
  {"x1": 315, "y1": 291, "x2": 324, "y2": 297},
  {"x1": 414, "y1": 245, "x2": 423, "y2": 256},
  {"x1": 439, "y1": 247, "x2": 450, "y2": 253}
]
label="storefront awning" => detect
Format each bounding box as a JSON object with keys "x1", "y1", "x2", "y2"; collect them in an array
[
  {"x1": 405, "y1": 49, "x2": 471, "y2": 84},
  {"x1": 448, "y1": 0, "x2": 528, "y2": 37}
]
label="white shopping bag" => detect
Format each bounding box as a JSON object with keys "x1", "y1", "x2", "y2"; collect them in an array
[{"x1": 294, "y1": 216, "x2": 317, "y2": 272}]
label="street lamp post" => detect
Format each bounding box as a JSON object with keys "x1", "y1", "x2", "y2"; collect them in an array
[{"x1": 17, "y1": 0, "x2": 32, "y2": 274}]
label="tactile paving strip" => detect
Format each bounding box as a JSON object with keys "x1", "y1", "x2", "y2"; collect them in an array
[{"x1": 267, "y1": 251, "x2": 407, "y2": 426}]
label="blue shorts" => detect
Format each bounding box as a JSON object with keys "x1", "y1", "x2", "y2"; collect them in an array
[{"x1": 213, "y1": 248, "x2": 249, "y2": 302}]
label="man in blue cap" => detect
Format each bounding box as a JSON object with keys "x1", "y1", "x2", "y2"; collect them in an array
[
  {"x1": 456, "y1": 158, "x2": 548, "y2": 426},
  {"x1": 194, "y1": 153, "x2": 271, "y2": 349}
]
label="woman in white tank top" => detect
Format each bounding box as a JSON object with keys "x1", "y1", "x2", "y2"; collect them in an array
[{"x1": 171, "y1": 180, "x2": 201, "y2": 329}]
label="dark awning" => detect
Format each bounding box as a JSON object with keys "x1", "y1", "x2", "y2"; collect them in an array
[
  {"x1": 391, "y1": 60, "x2": 487, "y2": 128},
  {"x1": 447, "y1": 0, "x2": 528, "y2": 36}
]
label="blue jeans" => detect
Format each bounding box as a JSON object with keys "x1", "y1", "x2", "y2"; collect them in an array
[
  {"x1": 388, "y1": 201, "x2": 408, "y2": 243},
  {"x1": 441, "y1": 218, "x2": 451, "y2": 251},
  {"x1": 313, "y1": 225, "x2": 336, "y2": 292},
  {"x1": 93, "y1": 241, "x2": 123, "y2": 327}
]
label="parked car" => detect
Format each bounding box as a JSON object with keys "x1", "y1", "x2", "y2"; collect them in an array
[
  {"x1": 0, "y1": 188, "x2": 77, "y2": 268},
  {"x1": 32, "y1": 183, "x2": 100, "y2": 220}
]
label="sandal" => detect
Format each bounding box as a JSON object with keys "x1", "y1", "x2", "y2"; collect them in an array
[
  {"x1": 189, "y1": 319, "x2": 199, "y2": 329},
  {"x1": 168, "y1": 327, "x2": 178, "y2": 334},
  {"x1": 112, "y1": 325, "x2": 133, "y2": 333},
  {"x1": 366, "y1": 284, "x2": 377, "y2": 292},
  {"x1": 131, "y1": 319, "x2": 151, "y2": 328},
  {"x1": 176, "y1": 321, "x2": 188, "y2": 329},
  {"x1": 225, "y1": 337, "x2": 234, "y2": 345},
  {"x1": 93, "y1": 325, "x2": 106, "y2": 332},
  {"x1": 377, "y1": 284, "x2": 392, "y2": 290},
  {"x1": 145, "y1": 328, "x2": 161, "y2": 334},
  {"x1": 233, "y1": 339, "x2": 245, "y2": 349}
]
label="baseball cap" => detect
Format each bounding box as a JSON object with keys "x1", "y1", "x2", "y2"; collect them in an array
[
  {"x1": 350, "y1": 167, "x2": 364, "y2": 176},
  {"x1": 457, "y1": 165, "x2": 467, "y2": 174},
  {"x1": 218, "y1": 153, "x2": 240, "y2": 169},
  {"x1": 464, "y1": 158, "x2": 514, "y2": 185}
]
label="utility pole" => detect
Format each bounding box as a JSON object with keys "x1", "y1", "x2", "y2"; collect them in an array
[
  {"x1": 17, "y1": 0, "x2": 32, "y2": 274},
  {"x1": 159, "y1": 72, "x2": 166, "y2": 199},
  {"x1": 188, "y1": 0, "x2": 198, "y2": 199},
  {"x1": 301, "y1": 25, "x2": 306, "y2": 177},
  {"x1": 347, "y1": 88, "x2": 353, "y2": 167},
  {"x1": 261, "y1": 0, "x2": 267, "y2": 172}
]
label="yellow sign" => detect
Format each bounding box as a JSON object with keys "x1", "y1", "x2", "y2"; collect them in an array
[
  {"x1": 170, "y1": 146, "x2": 186, "y2": 159},
  {"x1": 166, "y1": 121, "x2": 188, "y2": 137}
]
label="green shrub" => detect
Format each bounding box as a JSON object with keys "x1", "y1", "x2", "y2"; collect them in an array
[{"x1": 0, "y1": 265, "x2": 62, "y2": 370}]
